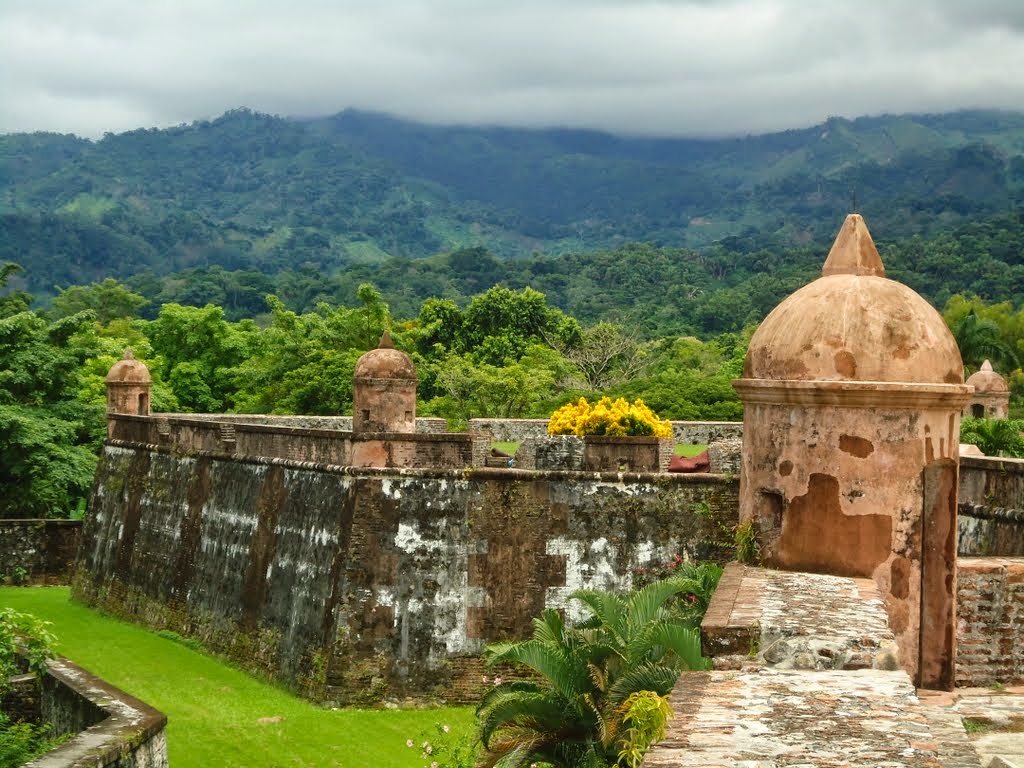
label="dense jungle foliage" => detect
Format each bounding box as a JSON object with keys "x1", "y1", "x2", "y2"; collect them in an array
[
  {"x1": 5, "y1": 107, "x2": 1024, "y2": 516},
  {"x1": 3, "y1": 107, "x2": 1024, "y2": 300}
]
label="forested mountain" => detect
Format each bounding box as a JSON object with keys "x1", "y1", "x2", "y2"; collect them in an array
[{"x1": 2, "y1": 107, "x2": 1024, "y2": 300}]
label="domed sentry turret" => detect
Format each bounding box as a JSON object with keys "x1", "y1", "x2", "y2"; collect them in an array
[
  {"x1": 963, "y1": 360, "x2": 1009, "y2": 420},
  {"x1": 352, "y1": 331, "x2": 417, "y2": 433},
  {"x1": 733, "y1": 214, "x2": 970, "y2": 691},
  {"x1": 105, "y1": 348, "x2": 153, "y2": 417}
]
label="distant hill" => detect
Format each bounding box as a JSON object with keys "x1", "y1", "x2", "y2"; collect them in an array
[{"x1": 2, "y1": 107, "x2": 1024, "y2": 295}]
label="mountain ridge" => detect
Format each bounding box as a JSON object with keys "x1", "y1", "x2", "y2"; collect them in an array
[{"x1": 2, "y1": 106, "x2": 1023, "y2": 296}]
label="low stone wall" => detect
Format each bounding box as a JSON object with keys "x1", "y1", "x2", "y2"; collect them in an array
[
  {"x1": 468, "y1": 418, "x2": 744, "y2": 446},
  {"x1": 468, "y1": 418, "x2": 550, "y2": 443},
  {"x1": 669, "y1": 421, "x2": 744, "y2": 445},
  {"x1": 77, "y1": 441, "x2": 739, "y2": 704},
  {"x1": 109, "y1": 414, "x2": 476, "y2": 469},
  {"x1": 0, "y1": 520, "x2": 81, "y2": 585},
  {"x1": 516, "y1": 436, "x2": 674, "y2": 472},
  {"x1": 958, "y1": 504, "x2": 1024, "y2": 557},
  {"x1": 956, "y1": 557, "x2": 1024, "y2": 687},
  {"x1": 159, "y1": 413, "x2": 448, "y2": 433},
  {"x1": 7, "y1": 657, "x2": 168, "y2": 768},
  {"x1": 958, "y1": 455, "x2": 1024, "y2": 557}
]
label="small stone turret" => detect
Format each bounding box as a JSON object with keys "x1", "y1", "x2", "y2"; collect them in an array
[
  {"x1": 352, "y1": 332, "x2": 417, "y2": 433},
  {"x1": 963, "y1": 360, "x2": 1009, "y2": 420},
  {"x1": 105, "y1": 348, "x2": 152, "y2": 435},
  {"x1": 733, "y1": 213, "x2": 971, "y2": 690}
]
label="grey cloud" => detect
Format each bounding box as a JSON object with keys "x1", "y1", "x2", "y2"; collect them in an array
[{"x1": 1, "y1": 0, "x2": 1023, "y2": 138}]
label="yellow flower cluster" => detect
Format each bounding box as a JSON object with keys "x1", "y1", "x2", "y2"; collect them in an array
[{"x1": 548, "y1": 396, "x2": 672, "y2": 438}]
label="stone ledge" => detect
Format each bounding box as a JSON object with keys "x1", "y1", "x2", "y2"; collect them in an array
[
  {"x1": 26, "y1": 656, "x2": 167, "y2": 767},
  {"x1": 700, "y1": 563, "x2": 900, "y2": 672}
]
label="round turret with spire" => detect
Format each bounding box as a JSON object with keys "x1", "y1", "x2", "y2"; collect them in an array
[
  {"x1": 733, "y1": 213, "x2": 971, "y2": 691},
  {"x1": 352, "y1": 331, "x2": 417, "y2": 433},
  {"x1": 963, "y1": 360, "x2": 1009, "y2": 419}
]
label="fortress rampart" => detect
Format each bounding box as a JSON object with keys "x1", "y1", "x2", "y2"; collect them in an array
[{"x1": 74, "y1": 435, "x2": 738, "y2": 704}]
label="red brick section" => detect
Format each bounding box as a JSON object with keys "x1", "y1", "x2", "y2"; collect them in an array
[
  {"x1": 956, "y1": 557, "x2": 1024, "y2": 687},
  {"x1": 699, "y1": 563, "x2": 759, "y2": 658}
]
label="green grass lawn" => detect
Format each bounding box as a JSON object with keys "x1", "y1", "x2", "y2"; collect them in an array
[
  {"x1": 490, "y1": 441, "x2": 519, "y2": 455},
  {"x1": 675, "y1": 443, "x2": 708, "y2": 457},
  {"x1": 1, "y1": 587, "x2": 472, "y2": 768}
]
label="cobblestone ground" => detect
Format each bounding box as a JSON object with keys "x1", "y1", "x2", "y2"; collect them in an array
[
  {"x1": 645, "y1": 565, "x2": 1023, "y2": 767},
  {"x1": 645, "y1": 668, "x2": 979, "y2": 767},
  {"x1": 920, "y1": 686, "x2": 1024, "y2": 768}
]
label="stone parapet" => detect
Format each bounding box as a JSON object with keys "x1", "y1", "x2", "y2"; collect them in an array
[
  {"x1": 700, "y1": 563, "x2": 900, "y2": 672},
  {"x1": 644, "y1": 668, "x2": 979, "y2": 767},
  {"x1": 959, "y1": 456, "x2": 1024, "y2": 557},
  {"x1": 647, "y1": 561, "x2": 997, "y2": 767},
  {"x1": 467, "y1": 418, "x2": 743, "y2": 446}
]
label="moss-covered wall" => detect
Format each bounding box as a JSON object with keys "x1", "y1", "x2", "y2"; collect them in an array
[{"x1": 75, "y1": 443, "x2": 738, "y2": 704}]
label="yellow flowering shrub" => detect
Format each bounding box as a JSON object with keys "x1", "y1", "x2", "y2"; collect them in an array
[{"x1": 548, "y1": 397, "x2": 672, "y2": 438}]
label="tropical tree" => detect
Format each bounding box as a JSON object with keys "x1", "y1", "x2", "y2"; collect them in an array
[
  {"x1": 476, "y1": 576, "x2": 709, "y2": 768},
  {"x1": 950, "y1": 309, "x2": 1017, "y2": 373},
  {"x1": 0, "y1": 269, "x2": 101, "y2": 517},
  {"x1": 960, "y1": 417, "x2": 1024, "y2": 458}
]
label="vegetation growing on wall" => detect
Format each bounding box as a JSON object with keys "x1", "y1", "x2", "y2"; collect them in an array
[{"x1": 0, "y1": 608, "x2": 59, "y2": 767}]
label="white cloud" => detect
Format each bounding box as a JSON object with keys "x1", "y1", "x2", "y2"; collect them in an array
[{"x1": 2, "y1": 0, "x2": 1024, "y2": 137}]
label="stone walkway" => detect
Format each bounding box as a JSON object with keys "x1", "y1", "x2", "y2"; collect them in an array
[
  {"x1": 919, "y1": 686, "x2": 1024, "y2": 768},
  {"x1": 644, "y1": 565, "x2": 1023, "y2": 767}
]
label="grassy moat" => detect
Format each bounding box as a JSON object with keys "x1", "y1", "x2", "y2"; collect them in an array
[{"x1": 0, "y1": 587, "x2": 472, "y2": 768}]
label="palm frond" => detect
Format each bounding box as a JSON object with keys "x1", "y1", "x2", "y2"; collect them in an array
[
  {"x1": 484, "y1": 639, "x2": 591, "y2": 700},
  {"x1": 607, "y1": 661, "x2": 681, "y2": 701},
  {"x1": 625, "y1": 576, "x2": 691, "y2": 632},
  {"x1": 531, "y1": 607, "x2": 567, "y2": 647},
  {"x1": 477, "y1": 680, "x2": 541, "y2": 714},
  {"x1": 624, "y1": 620, "x2": 707, "y2": 670},
  {"x1": 478, "y1": 690, "x2": 574, "y2": 748},
  {"x1": 571, "y1": 589, "x2": 627, "y2": 641}
]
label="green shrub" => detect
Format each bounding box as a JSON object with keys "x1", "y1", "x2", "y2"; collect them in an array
[
  {"x1": 960, "y1": 417, "x2": 1024, "y2": 457},
  {"x1": 0, "y1": 713, "x2": 59, "y2": 768}
]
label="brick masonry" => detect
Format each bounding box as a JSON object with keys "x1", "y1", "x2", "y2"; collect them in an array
[{"x1": 956, "y1": 557, "x2": 1024, "y2": 687}]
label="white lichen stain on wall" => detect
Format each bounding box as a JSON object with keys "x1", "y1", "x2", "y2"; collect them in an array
[
  {"x1": 545, "y1": 536, "x2": 633, "y2": 622},
  {"x1": 581, "y1": 480, "x2": 657, "y2": 497},
  {"x1": 384, "y1": 518, "x2": 484, "y2": 660}
]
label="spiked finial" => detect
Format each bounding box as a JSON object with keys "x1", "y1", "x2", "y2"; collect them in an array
[
  {"x1": 821, "y1": 214, "x2": 886, "y2": 278},
  {"x1": 378, "y1": 331, "x2": 394, "y2": 349}
]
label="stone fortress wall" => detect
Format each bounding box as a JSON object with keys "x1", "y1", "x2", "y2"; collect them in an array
[
  {"x1": 67, "y1": 409, "x2": 1024, "y2": 705},
  {"x1": 468, "y1": 417, "x2": 744, "y2": 446},
  {"x1": 76, "y1": 439, "x2": 739, "y2": 704}
]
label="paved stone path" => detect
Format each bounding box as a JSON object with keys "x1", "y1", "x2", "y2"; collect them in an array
[
  {"x1": 920, "y1": 686, "x2": 1024, "y2": 768},
  {"x1": 645, "y1": 668, "x2": 978, "y2": 767}
]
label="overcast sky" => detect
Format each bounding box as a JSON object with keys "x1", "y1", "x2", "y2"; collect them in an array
[{"x1": 3, "y1": 0, "x2": 1024, "y2": 139}]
